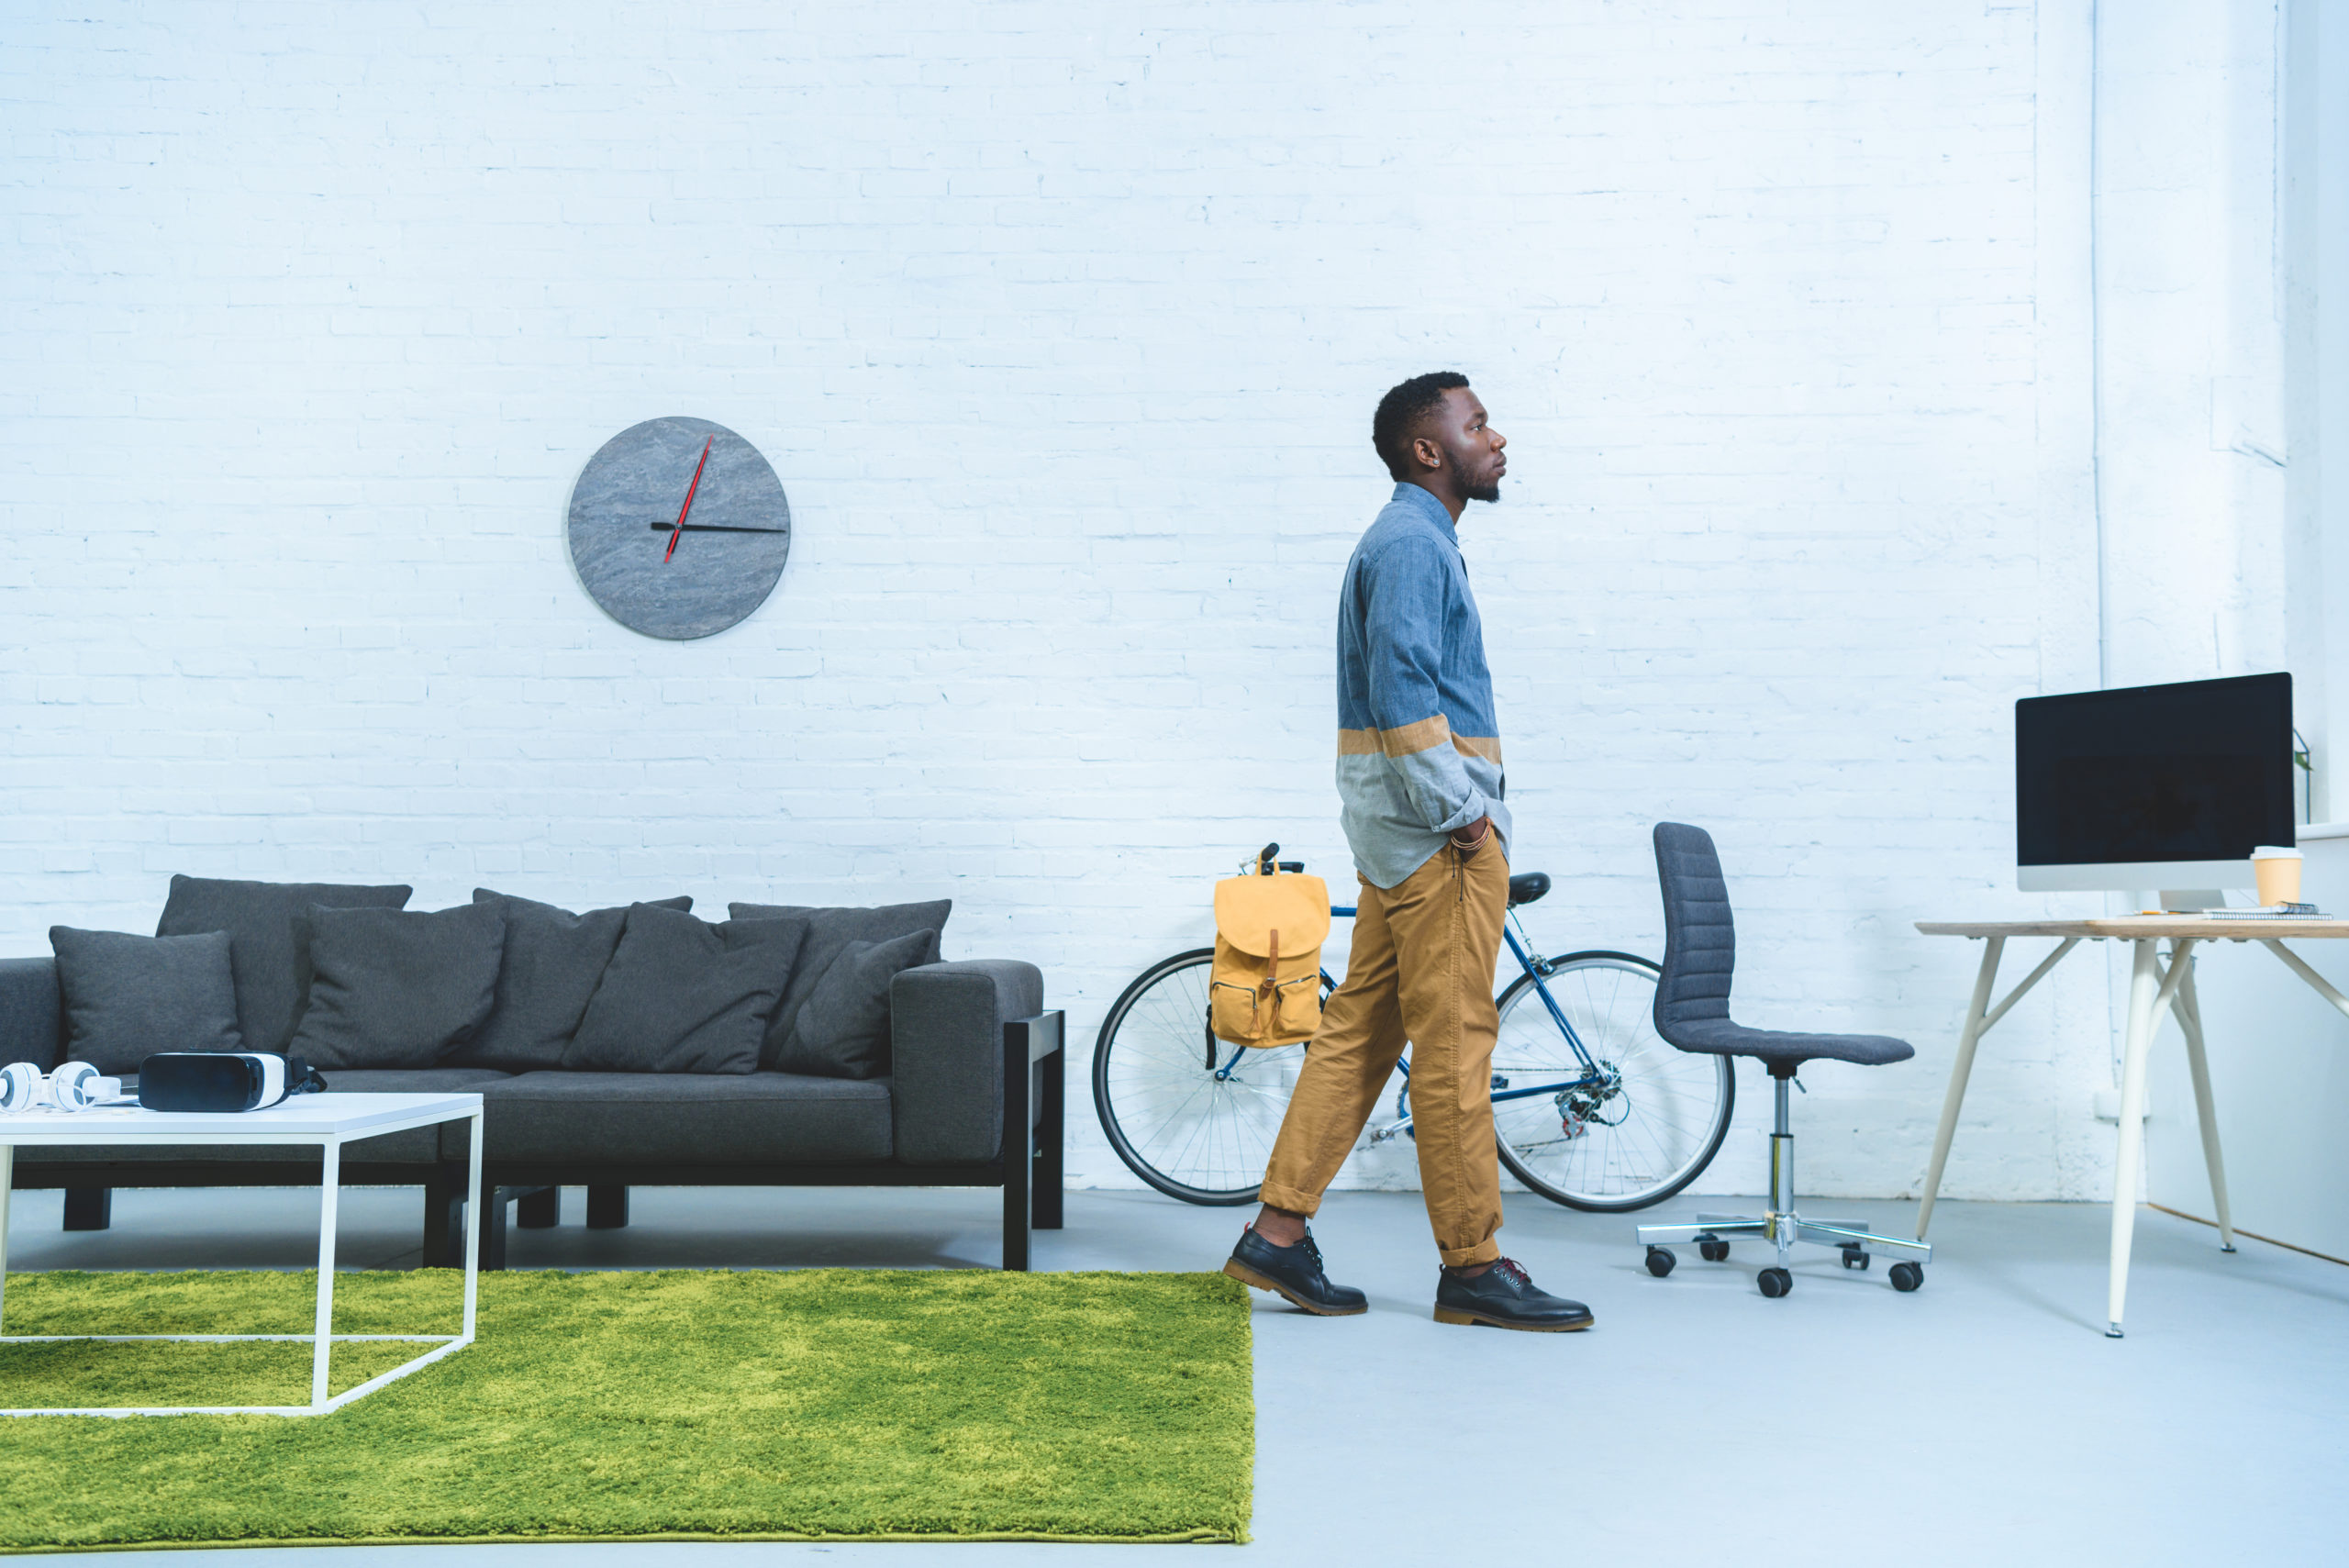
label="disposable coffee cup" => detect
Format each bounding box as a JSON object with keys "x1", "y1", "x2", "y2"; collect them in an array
[{"x1": 2252, "y1": 846, "x2": 2303, "y2": 907}]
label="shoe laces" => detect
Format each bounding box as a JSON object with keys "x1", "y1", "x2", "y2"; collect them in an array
[
  {"x1": 1488, "y1": 1257, "x2": 1532, "y2": 1289},
  {"x1": 1246, "y1": 1224, "x2": 1323, "y2": 1269}
]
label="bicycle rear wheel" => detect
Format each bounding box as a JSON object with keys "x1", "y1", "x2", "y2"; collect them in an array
[
  {"x1": 1491, "y1": 951, "x2": 1734, "y2": 1212},
  {"x1": 1092, "y1": 949, "x2": 1314, "y2": 1205}
]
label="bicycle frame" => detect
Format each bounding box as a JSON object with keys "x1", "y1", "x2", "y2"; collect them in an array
[{"x1": 1210, "y1": 902, "x2": 1610, "y2": 1144}]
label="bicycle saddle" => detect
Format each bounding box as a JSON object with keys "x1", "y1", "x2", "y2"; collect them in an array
[{"x1": 1507, "y1": 872, "x2": 1551, "y2": 907}]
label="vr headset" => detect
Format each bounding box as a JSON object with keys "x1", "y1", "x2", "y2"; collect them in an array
[
  {"x1": 137, "y1": 1052, "x2": 329, "y2": 1112},
  {"x1": 0, "y1": 1053, "x2": 328, "y2": 1115}
]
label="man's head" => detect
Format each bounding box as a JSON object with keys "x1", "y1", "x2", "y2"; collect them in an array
[{"x1": 1372, "y1": 372, "x2": 1506, "y2": 506}]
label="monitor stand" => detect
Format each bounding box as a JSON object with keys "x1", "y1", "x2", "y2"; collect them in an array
[{"x1": 2158, "y1": 888, "x2": 2229, "y2": 913}]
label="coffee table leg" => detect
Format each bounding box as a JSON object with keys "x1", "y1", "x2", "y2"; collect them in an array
[
  {"x1": 312, "y1": 1138, "x2": 341, "y2": 1410},
  {"x1": 462, "y1": 1110, "x2": 481, "y2": 1341}
]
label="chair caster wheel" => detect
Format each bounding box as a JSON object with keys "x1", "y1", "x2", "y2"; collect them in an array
[
  {"x1": 1888, "y1": 1262, "x2": 1924, "y2": 1292},
  {"x1": 1644, "y1": 1246, "x2": 1675, "y2": 1277},
  {"x1": 1697, "y1": 1234, "x2": 1729, "y2": 1262},
  {"x1": 1757, "y1": 1267, "x2": 1792, "y2": 1298},
  {"x1": 1841, "y1": 1245, "x2": 1870, "y2": 1271}
]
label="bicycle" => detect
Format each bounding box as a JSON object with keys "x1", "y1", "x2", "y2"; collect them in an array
[{"x1": 1092, "y1": 844, "x2": 1736, "y2": 1211}]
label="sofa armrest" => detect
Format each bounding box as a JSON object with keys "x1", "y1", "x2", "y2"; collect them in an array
[
  {"x1": 0, "y1": 957, "x2": 63, "y2": 1071},
  {"x1": 890, "y1": 959, "x2": 1044, "y2": 1165}
]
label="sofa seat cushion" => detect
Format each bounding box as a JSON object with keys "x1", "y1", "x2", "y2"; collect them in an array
[
  {"x1": 461, "y1": 1070, "x2": 892, "y2": 1166},
  {"x1": 13, "y1": 1068, "x2": 509, "y2": 1168}
]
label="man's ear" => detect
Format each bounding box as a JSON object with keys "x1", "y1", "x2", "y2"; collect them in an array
[{"x1": 1411, "y1": 434, "x2": 1443, "y2": 472}]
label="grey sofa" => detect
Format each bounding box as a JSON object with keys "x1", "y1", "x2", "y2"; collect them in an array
[{"x1": 0, "y1": 955, "x2": 1065, "y2": 1270}]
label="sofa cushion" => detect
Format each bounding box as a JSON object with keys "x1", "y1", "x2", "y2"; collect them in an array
[
  {"x1": 287, "y1": 902, "x2": 508, "y2": 1069},
  {"x1": 155, "y1": 875, "x2": 412, "y2": 1054},
  {"x1": 729, "y1": 900, "x2": 950, "y2": 1069},
  {"x1": 458, "y1": 1070, "x2": 891, "y2": 1164},
  {"x1": 16, "y1": 1066, "x2": 507, "y2": 1167},
  {"x1": 48, "y1": 927, "x2": 243, "y2": 1073},
  {"x1": 453, "y1": 890, "x2": 694, "y2": 1072},
  {"x1": 564, "y1": 906, "x2": 809, "y2": 1074},
  {"x1": 781, "y1": 929, "x2": 938, "y2": 1081}
]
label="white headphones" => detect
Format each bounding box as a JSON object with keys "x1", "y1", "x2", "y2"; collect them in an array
[{"x1": 0, "y1": 1061, "x2": 129, "y2": 1113}]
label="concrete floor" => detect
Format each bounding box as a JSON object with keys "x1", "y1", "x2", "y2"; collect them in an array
[{"x1": 6, "y1": 1182, "x2": 2345, "y2": 1566}]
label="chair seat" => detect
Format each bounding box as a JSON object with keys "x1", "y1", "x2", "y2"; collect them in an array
[
  {"x1": 1507, "y1": 872, "x2": 1551, "y2": 907},
  {"x1": 1661, "y1": 1019, "x2": 1914, "y2": 1070}
]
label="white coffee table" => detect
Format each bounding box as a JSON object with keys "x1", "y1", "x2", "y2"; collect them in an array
[{"x1": 0, "y1": 1091, "x2": 482, "y2": 1418}]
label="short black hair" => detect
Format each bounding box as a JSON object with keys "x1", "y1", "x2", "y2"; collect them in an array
[{"x1": 1373, "y1": 371, "x2": 1470, "y2": 481}]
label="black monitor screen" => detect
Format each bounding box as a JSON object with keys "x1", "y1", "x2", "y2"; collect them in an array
[{"x1": 2016, "y1": 673, "x2": 2295, "y2": 866}]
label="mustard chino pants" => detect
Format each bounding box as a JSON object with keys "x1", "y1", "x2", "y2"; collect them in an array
[{"x1": 1259, "y1": 838, "x2": 1508, "y2": 1268}]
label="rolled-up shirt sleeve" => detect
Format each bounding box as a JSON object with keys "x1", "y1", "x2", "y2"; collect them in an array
[{"x1": 1361, "y1": 538, "x2": 1496, "y2": 838}]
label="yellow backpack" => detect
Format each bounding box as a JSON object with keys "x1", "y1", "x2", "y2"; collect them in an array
[{"x1": 1208, "y1": 855, "x2": 1331, "y2": 1048}]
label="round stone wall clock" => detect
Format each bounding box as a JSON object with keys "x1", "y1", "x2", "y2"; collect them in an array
[{"x1": 566, "y1": 417, "x2": 791, "y2": 639}]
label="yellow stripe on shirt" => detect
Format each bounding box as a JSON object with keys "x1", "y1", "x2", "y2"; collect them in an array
[{"x1": 1337, "y1": 717, "x2": 1502, "y2": 764}]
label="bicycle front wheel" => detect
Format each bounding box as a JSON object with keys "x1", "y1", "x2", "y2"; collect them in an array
[
  {"x1": 1092, "y1": 949, "x2": 1312, "y2": 1205},
  {"x1": 1491, "y1": 951, "x2": 1734, "y2": 1212}
]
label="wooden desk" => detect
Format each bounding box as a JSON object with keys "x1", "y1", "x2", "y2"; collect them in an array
[{"x1": 1913, "y1": 917, "x2": 2349, "y2": 1338}]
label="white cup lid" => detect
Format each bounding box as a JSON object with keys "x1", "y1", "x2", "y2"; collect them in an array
[{"x1": 2251, "y1": 845, "x2": 2303, "y2": 859}]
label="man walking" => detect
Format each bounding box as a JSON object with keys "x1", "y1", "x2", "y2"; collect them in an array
[{"x1": 1222, "y1": 373, "x2": 1593, "y2": 1332}]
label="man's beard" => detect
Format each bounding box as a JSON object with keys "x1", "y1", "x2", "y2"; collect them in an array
[{"x1": 1464, "y1": 473, "x2": 1502, "y2": 504}]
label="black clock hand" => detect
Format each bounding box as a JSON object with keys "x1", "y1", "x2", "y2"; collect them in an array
[{"x1": 645, "y1": 523, "x2": 789, "y2": 535}]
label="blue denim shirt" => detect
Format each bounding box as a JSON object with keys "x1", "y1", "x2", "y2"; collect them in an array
[{"x1": 1334, "y1": 484, "x2": 1510, "y2": 888}]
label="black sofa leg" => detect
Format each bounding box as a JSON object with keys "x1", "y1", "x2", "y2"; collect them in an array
[
  {"x1": 1037, "y1": 1029, "x2": 1064, "y2": 1231},
  {"x1": 1000, "y1": 1016, "x2": 1069, "y2": 1270},
  {"x1": 1001, "y1": 1019, "x2": 1031, "y2": 1271},
  {"x1": 473, "y1": 1188, "x2": 510, "y2": 1272},
  {"x1": 423, "y1": 1179, "x2": 463, "y2": 1268},
  {"x1": 1000, "y1": 1152, "x2": 1030, "y2": 1273},
  {"x1": 586, "y1": 1184, "x2": 629, "y2": 1229},
  {"x1": 425, "y1": 1181, "x2": 509, "y2": 1271},
  {"x1": 62, "y1": 1186, "x2": 112, "y2": 1231},
  {"x1": 516, "y1": 1186, "x2": 560, "y2": 1229}
]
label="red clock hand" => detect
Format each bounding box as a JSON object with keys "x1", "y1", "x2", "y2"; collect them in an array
[{"x1": 662, "y1": 436, "x2": 716, "y2": 562}]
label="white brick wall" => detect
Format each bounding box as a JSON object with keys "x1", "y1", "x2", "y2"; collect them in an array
[{"x1": 1, "y1": 1, "x2": 2130, "y2": 1199}]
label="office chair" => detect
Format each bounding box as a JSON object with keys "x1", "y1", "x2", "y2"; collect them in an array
[{"x1": 1635, "y1": 822, "x2": 1932, "y2": 1297}]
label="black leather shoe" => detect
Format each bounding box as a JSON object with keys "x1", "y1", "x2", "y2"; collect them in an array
[
  {"x1": 1223, "y1": 1226, "x2": 1369, "y2": 1316},
  {"x1": 1433, "y1": 1257, "x2": 1593, "y2": 1331}
]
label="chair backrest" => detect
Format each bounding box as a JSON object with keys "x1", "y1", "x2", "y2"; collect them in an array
[{"x1": 1652, "y1": 822, "x2": 1736, "y2": 1046}]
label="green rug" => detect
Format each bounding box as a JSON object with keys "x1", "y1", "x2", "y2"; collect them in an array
[{"x1": 0, "y1": 1268, "x2": 1252, "y2": 1551}]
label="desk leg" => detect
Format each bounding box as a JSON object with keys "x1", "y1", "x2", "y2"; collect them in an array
[
  {"x1": 312, "y1": 1139, "x2": 341, "y2": 1410},
  {"x1": 2169, "y1": 956, "x2": 2236, "y2": 1252},
  {"x1": 2106, "y1": 939, "x2": 2163, "y2": 1338},
  {"x1": 1918, "y1": 936, "x2": 2004, "y2": 1240}
]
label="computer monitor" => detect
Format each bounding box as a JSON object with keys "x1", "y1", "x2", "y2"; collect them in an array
[{"x1": 2016, "y1": 673, "x2": 2296, "y2": 893}]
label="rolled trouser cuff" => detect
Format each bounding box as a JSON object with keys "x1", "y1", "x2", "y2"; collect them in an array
[
  {"x1": 1256, "y1": 1180, "x2": 1324, "y2": 1218},
  {"x1": 1439, "y1": 1237, "x2": 1502, "y2": 1269}
]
